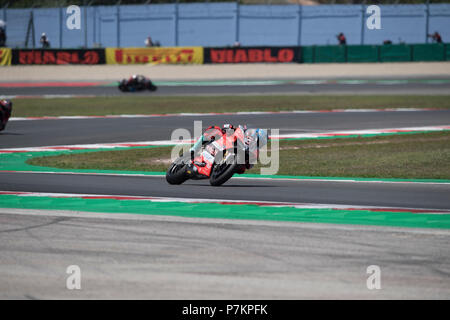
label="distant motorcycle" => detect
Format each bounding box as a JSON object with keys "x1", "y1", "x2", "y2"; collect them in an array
[
  {"x1": 118, "y1": 75, "x2": 157, "y2": 92},
  {"x1": 0, "y1": 99, "x2": 12, "y2": 132}
]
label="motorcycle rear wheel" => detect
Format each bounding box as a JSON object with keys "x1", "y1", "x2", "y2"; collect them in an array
[{"x1": 209, "y1": 155, "x2": 238, "y2": 186}]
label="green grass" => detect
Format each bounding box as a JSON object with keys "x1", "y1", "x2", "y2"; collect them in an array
[
  {"x1": 13, "y1": 95, "x2": 450, "y2": 117},
  {"x1": 27, "y1": 131, "x2": 450, "y2": 180},
  {"x1": 29, "y1": 147, "x2": 173, "y2": 173}
]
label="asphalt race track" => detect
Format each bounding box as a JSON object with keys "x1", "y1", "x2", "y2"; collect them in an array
[
  {"x1": 2, "y1": 81, "x2": 450, "y2": 97},
  {"x1": 1, "y1": 84, "x2": 450, "y2": 299},
  {"x1": 1, "y1": 172, "x2": 450, "y2": 210},
  {"x1": 2, "y1": 210, "x2": 449, "y2": 299},
  {"x1": 3, "y1": 109, "x2": 450, "y2": 148}
]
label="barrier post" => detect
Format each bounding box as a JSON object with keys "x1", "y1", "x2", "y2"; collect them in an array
[
  {"x1": 297, "y1": 5, "x2": 302, "y2": 46},
  {"x1": 235, "y1": 0, "x2": 240, "y2": 45},
  {"x1": 174, "y1": 0, "x2": 179, "y2": 46},
  {"x1": 59, "y1": 5, "x2": 63, "y2": 48},
  {"x1": 2, "y1": 3, "x2": 7, "y2": 35},
  {"x1": 425, "y1": 0, "x2": 430, "y2": 44},
  {"x1": 84, "y1": 1, "x2": 88, "y2": 48},
  {"x1": 93, "y1": 5, "x2": 97, "y2": 46},
  {"x1": 99, "y1": 8, "x2": 102, "y2": 46},
  {"x1": 25, "y1": 9, "x2": 36, "y2": 48},
  {"x1": 116, "y1": 0, "x2": 120, "y2": 48},
  {"x1": 360, "y1": 4, "x2": 365, "y2": 45}
]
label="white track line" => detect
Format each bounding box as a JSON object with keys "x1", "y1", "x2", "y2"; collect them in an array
[
  {"x1": 2, "y1": 170, "x2": 450, "y2": 185},
  {"x1": 1, "y1": 125, "x2": 449, "y2": 154},
  {"x1": 8, "y1": 108, "x2": 442, "y2": 121}
]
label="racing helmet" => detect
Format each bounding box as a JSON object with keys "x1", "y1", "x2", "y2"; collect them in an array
[
  {"x1": 203, "y1": 125, "x2": 222, "y2": 141},
  {"x1": 222, "y1": 123, "x2": 235, "y2": 135},
  {"x1": 256, "y1": 128, "x2": 268, "y2": 147},
  {"x1": 0, "y1": 99, "x2": 12, "y2": 114}
]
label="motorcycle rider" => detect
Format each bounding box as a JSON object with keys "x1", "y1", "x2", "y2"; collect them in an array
[
  {"x1": 119, "y1": 74, "x2": 157, "y2": 92},
  {"x1": 129, "y1": 74, "x2": 145, "y2": 86},
  {"x1": 189, "y1": 124, "x2": 268, "y2": 169}
]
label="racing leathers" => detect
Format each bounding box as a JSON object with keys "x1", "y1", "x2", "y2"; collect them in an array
[{"x1": 189, "y1": 125, "x2": 268, "y2": 170}]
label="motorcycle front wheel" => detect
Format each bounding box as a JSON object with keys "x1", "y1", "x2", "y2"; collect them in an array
[
  {"x1": 0, "y1": 114, "x2": 5, "y2": 132},
  {"x1": 146, "y1": 82, "x2": 158, "y2": 91},
  {"x1": 166, "y1": 156, "x2": 189, "y2": 185}
]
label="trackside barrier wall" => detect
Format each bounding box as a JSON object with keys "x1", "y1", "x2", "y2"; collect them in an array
[
  {"x1": 3, "y1": 43, "x2": 450, "y2": 65},
  {"x1": 346, "y1": 45, "x2": 379, "y2": 63},
  {"x1": 105, "y1": 47, "x2": 204, "y2": 64},
  {"x1": 0, "y1": 48, "x2": 12, "y2": 65},
  {"x1": 314, "y1": 45, "x2": 346, "y2": 63},
  {"x1": 298, "y1": 43, "x2": 449, "y2": 63},
  {"x1": 11, "y1": 49, "x2": 106, "y2": 65},
  {"x1": 379, "y1": 44, "x2": 412, "y2": 62},
  {"x1": 412, "y1": 44, "x2": 445, "y2": 62},
  {"x1": 203, "y1": 47, "x2": 301, "y2": 63}
]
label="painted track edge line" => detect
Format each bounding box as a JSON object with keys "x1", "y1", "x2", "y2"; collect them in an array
[
  {"x1": 2, "y1": 125, "x2": 450, "y2": 153},
  {"x1": 1, "y1": 190, "x2": 449, "y2": 213},
  {"x1": 2, "y1": 170, "x2": 450, "y2": 185},
  {"x1": 8, "y1": 108, "x2": 445, "y2": 121},
  {"x1": 2, "y1": 208, "x2": 448, "y2": 235}
]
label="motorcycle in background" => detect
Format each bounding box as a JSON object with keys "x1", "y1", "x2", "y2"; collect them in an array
[
  {"x1": 118, "y1": 75, "x2": 157, "y2": 92},
  {"x1": 0, "y1": 99, "x2": 12, "y2": 132}
]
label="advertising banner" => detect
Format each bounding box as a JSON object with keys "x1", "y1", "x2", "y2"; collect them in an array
[
  {"x1": 0, "y1": 48, "x2": 12, "y2": 66},
  {"x1": 12, "y1": 49, "x2": 106, "y2": 65},
  {"x1": 105, "y1": 47, "x2": 204, "y2": 64},
  {"x1": 204, "y1": 47, "x2": 301, "y2": 63}
]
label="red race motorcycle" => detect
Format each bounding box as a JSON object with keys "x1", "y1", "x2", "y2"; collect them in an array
[
  {"x1": 0, "y1": 99, "x2": 12, "y2": 132},
  {"x1": 166, "y1": 125, "x2": 260, "y2": 186}
]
